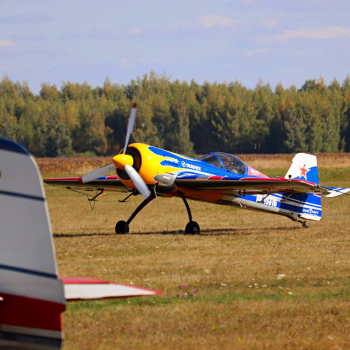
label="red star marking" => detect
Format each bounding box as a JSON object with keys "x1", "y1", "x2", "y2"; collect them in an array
[{"x1": 299, "y1": 165, "x2": 310, "y2": 180}]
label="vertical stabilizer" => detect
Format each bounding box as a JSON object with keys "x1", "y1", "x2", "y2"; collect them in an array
[
  {"x1": 284, "y1": 153, "x2": 321, "y2": 221},
  {"x1": 0, "y1": 138, "x2": 161, "y2": 348},
  {"x1": 285, "y1": 153, "x2": 319, "y2": 184},
  {"x1": 0, "y1": 138, "x2": 65, "y2": 349}
]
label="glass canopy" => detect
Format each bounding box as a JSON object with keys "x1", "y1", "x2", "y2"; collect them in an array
[{"x1": 199, "y1": 152, "x2": 246, "y2": 175}]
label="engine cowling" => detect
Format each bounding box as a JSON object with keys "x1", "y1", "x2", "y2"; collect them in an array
[{"x1": 116, "y1": 143, "x2": 161, "y2": 189}]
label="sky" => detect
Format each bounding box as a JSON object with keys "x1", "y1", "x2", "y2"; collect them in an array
[{"x1": 1, "y1": 0, "x2": 350, "y2": 94}]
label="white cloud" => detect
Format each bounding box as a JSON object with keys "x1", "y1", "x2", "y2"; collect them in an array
[
  {"x1": 128, "y1": 27, "x2": 143, "y2": 35},
  {"x1": 199, "y1": 15, "x2": 239, "y2": 28},
  {"x1": 260, "y1": 19, "x2": 278, "y2": 28},
  {"x1": 267, "y1": 26, "x2": 350, "y2": 42},
  {"x1": 241, "y1": 0, "x2": 257, "y2": 6},
  {"x1": 0, "y1": 40, "x2": 15, "y2": 47},
  {"x1": 171, "y1": 21, "x2": 191, "y2": 29},
  {"x1": 0, "y1": 65, "x2": 11, "y2": 72},
  {"x1": 119, "y1": 59, "x2": 129, "y2": 65},
  {"x1": 245, "y1": 48, "x2": 267, "y2": 56},
  {"x1": 0, "y1": 14, "x2": 53, "y2": 24}
]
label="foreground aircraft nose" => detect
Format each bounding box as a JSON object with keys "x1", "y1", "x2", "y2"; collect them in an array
[{"x1": 113, "y1": 154, "x2": 134, "y2": 170}]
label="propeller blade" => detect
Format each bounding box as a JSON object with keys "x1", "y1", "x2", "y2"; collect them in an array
[
  {"x1": 124, "y1": 164, "x2": 151, "y2": 199},
  {"x1": 123, "y1": 103, "x2": 137, "y2": 154},
  {"x1": 82, "y1": 163, "x2": 116, "y2": 184}
]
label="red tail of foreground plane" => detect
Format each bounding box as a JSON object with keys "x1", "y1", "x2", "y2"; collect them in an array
[{"x1": 0, "y1": 138, "x2": 161, "y2": 349}]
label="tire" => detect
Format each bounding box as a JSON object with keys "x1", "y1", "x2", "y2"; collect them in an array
[
  {"x1": 185, "y1": 221, "x2": 200, "y2": 235},
  {"x1": 115, "y1": 220, "x2": 129, "y2": 234}
]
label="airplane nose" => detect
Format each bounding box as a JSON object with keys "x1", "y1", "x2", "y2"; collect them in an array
[{"x1": 113, "y1": 154, "x2": 134, "y2": 170}]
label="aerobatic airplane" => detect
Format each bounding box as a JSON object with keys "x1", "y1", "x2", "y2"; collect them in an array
[
  {"x1": 44, "y1": 104, "x2": 350, "y2": 235},
  {"x1": 0, "y1": 137, "x2": 161, "y2": 349}
]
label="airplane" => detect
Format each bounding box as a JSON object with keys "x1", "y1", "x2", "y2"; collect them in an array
[
  {"x1": 44, "y1": 104, "x2": 350, "y2": 234},
  {"x1": 0, "y1": 137, "x2": 161, "y2": 349}
]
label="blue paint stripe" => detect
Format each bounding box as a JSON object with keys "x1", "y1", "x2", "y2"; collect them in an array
[
  {"x1": 0, "y1": 137, "x2": 29, "y2": 155},
  {"x1": 280, "y1": 202, "x2": 322, "y2": 217},
  {"x1": 0, "y1": 264, "x2": 57, "y2": 279},
  {"x1": 0, "y1": 190, "x2": 45, "y2": 202}
]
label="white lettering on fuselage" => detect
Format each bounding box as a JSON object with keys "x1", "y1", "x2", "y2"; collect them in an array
[
  {"x1": 256, "y1": 194, "x2": 278, "y2": 207},
  {"x1": 302, "y1": 208, "x2": 319, "y2": 216},
  {"x1": 181, "y1": 160, "x2": 201, "y2": 171}
]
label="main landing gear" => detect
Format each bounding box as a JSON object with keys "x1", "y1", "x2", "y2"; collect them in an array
[
  {"x1": 115, "y1": 189, "x2": 200, "y2": 235},
  {"x1": 115, "y1": 189, "x2": 156, "y2": 234}
]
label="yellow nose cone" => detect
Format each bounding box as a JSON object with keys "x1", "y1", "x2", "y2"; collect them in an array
[{"x1": 113, "y1": 154, "x2": 134, "y2": 170}]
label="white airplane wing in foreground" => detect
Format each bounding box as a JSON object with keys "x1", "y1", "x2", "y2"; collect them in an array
[{"x1": 0, "y1": 138, "x2": 161, "y2": 349}]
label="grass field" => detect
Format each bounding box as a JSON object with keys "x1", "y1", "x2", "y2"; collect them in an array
[{"x1": 43, "y1": 158, "x2": 350, "y2": 350}]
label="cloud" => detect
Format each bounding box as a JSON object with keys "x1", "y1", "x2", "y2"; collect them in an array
[
  {"x1": 267, "y1": 26, "x2": 350, "y2": 42},
  {"x1": 228, "y1": 0, "x2": 350, "y2": 12},
  {"x1": 119, "y1": 59, "x2": 130, "y2": 66},
  {"x1": 260, "y1": 19, "x2": 278, "y2": 28},
  {"x1": 128, "y1": 27, "x2": 143, "y2": 35},
  {"x1": 199, "y1": 15, "x2": 239, "y2": 28},
  {"x1": 0, "y1": 40, "x2": 15, "y2": 47},
  {"x1": 240, "y1": 0, "x2": 258, "y2": 6},
  {"x1": 0, "y1": 14, "x2": 53, "y2": 24},
  {"x1": 10, "y1": 34, "x2": 46, "y2": 41},
  {"x1": 245, "y1": 48, "x2": 267, "y2": 56},
  {"x1": 87, "y1": 26, "x2": 144, "y2": 40},
  {"x1": 171, "y1": 21, "x2": 192, "y2": 29}
]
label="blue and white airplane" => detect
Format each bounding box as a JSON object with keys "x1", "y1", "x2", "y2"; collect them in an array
[{"x1": 45, "y1": 104, "x2": 350, "y2": 234}]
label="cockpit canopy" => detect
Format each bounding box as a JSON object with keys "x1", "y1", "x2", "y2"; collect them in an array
[{"x1": 199, "y1": 152, "x2": 246, "y2": 175}]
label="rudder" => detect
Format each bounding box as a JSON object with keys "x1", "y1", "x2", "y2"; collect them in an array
[
  {"x1": 285, "y1": 153, "x2": 319, "y2": 184},
  {"x1": 284, "y1": 153, "x2": 321, "y2": 221}
]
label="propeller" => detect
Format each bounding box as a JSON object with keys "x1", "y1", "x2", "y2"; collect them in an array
[
  {"x1": 123, "y1": 103, "x2": 137, "y2": 154},
  {"x1": 81, "y1": 163, "x2": 116, "y2": 184},
  {"x1": 81, "y1": 103, "x2": 151, "y2": 199},
  {"x1": 124, "y1": 164, "x2": 151, "y2": 198}
]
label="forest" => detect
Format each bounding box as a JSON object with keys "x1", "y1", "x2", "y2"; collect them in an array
[{"x1": 1, "y1": 72, "x2": 350, "y2": 157}]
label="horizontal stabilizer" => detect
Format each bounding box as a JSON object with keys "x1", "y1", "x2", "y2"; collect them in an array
[
  {"x1": 61, "y1": 278, "x2": 162, "y2": 300},
  {"x1": 323, "y1": 187, "x2": 350, "y2": 198}
]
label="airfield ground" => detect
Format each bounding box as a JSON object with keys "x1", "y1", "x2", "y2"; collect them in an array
[{"x1": 43, "y1": 157, "x2": 350, "y2": 350}]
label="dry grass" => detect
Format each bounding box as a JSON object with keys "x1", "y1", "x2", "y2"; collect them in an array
[
  {"x1": 44, "y1": 163, "x2": 350, "y2": 350},
  {"x1": 37, "y1": 153, "x2": 350, "y2": 175}
]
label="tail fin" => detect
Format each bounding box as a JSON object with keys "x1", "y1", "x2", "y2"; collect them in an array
[
  {"x1": 0, "y1": 138, "x2": 65, "y2": 349},
  {"x1": 285, "y1": 153, "x2": 321, "y2": 221},
  {"x1": 285, "y1": 153, "x2": 319, "y2": 184},
  {"x1": 0, "y1": 138, "x2": 161, "y2": 349}
]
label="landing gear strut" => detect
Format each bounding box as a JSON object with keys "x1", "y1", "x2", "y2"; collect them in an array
[
  {"x1": 179, "y1": 192, "x2": 200, "y2": 235},
  {"x1": 115, "y1": 188, "x2": 156, "y2": 234}
]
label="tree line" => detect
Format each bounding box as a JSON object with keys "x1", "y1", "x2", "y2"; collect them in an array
[{"x1": 1, "y1": 72, "x2": 350, "y2": 157}]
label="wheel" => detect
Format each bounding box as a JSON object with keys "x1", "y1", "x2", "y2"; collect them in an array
[
  {"x1": 301, "y1": 221, "x2": 309, "y2": 229},
  {"x1": 115, "y1": 220, "x2": 129, "y2": 234},
  {"x1": 185, "y1": 221, "x2": 200, "y2": 235}
]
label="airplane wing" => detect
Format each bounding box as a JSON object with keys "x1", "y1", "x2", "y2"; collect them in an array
[
  {"x1": 173, "y1": 175, "x2": 326, "y2": 195},
  {"x1": 44, "y1": 176, "x2": 130, "y2": 193}
]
